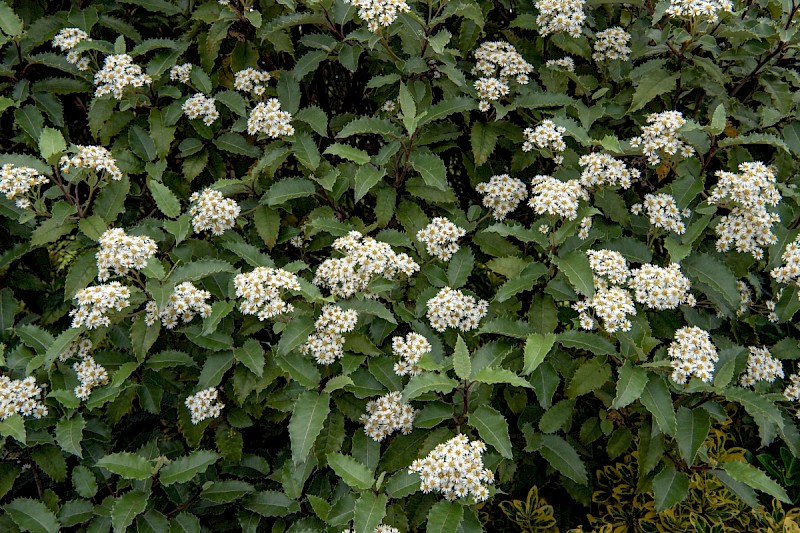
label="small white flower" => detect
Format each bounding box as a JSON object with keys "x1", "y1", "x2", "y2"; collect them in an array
[
  {"x1": 629, "y1": 263, "x2": 695, "y2": 310},
  {"x1": 740, "y1": 346, "x2": 784, "y2": 387},
  {"x1": 426, "y1": 287, "x2": 488, "y2": 332},
  {"x1": 60, "y1": 145, "x2": 122, "y2": 181},
  {"x1": 69, "y1": 282, "x2": 131, "y2": 329},
  {"x1": 416, "y1": 218, "x2": 466, "y2": 261},
  {"x1": 182, "y1": 93, "x2": 219, "y2": 126},
  {"x1": 93, "y1": 54, "x2": 152, "y2": 99},
  {"x1": 234, "y1": 267, "x2": 300, "y2": 320},
  {"x1": 476, "y1": 174, "x2": 528, "y2": 220},
  {"x1": 0, "y1": 376, "x2": 48, "y2": 420},
  {"x1": 408, "y1": 434, "x2": 494, "y2": 502},
  {"x1": 247, "y1": 99, "x2": 294, "y2": 137},
  {"x1": 593, "y1": 27, "x2": 632, "y2": 62},
  {"x1": 301, "y1": 305, "x2": 359, "y2": 365},
  {"x1": 392, "y1": 332, "x2": 431, "y2": 376},
  {"x1": 360, "y1": 391, "x2": 416, "y2": 441},
  {"x1": 73, "y1": 356, "x2": 109, "y2": 400},
  {"x1": 0, "y1": 164, "x2": 49, "y2": 208},
  {"x1": 669, "y1": 326, "x2": 718, "y2": 384},
  {"x1": 189, "y1": 188, "x2": 241, "y2": 235},
  {"x1": 96, "y1": 228, "x2": 157, "y2": 281},
  {"x1": 528, "y1": 175, "x2": 587, "y2": 220},
  {"x1": 185, "y1": 387, "x2": 224, "y2": 424},
  {"x1": 345, "y1": 0, "x2": 410, "y2": 31},
  {"x1": 629, "y1": 111, "x2": 694, "y2": 166},
  {"x1": 535, "y1": 0, "x2": 586, "y2": 37},
  {"x1": 169, "y1": 63, "x2": 193, "y2": 84}
]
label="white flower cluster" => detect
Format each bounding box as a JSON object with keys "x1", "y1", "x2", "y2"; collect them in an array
[
  {"x1": 416, "y1": 217, "x2": 467, "y2": 261},
  {"x1": 593, "y1": 27, "x2": 632, "y2": 62},
  {"x1": 392, "y1": 332, "x2": 432, "y2": 376},
  {"x1": 145, "y1": 282, "x2": 212, "y2": 329},
  {"x1": 578, "y1": 153, "x2": 638, "y2": 190},
  {"x1": 784, "y1": 374, "x2": 800, "y2": 405},
  {"x1": 60, "y1": 145, "x2": 122, "y2": 181},
  {"x1": 629, "y1": 111, "x2": 695, "y2": 165},
  {"x1": 631, "y1": 193, "x2": 690, "y2": 235},
  {"x1": 93, "y1": 54, "x2": 152, "y2": 99},
  {"x1": 96, "y1": 228, "x2": 157, "y2": 281},
  {"x1": 73, "y1": 356, "x2": 109, "y2": 400},
  {"x1": 528, "y1": 175, "x2": 588, "y2": 220},
  {"x1": 574, "y1": 286, "x2": 637, "y2": 332},
  {"x1": 234, "y1": 267, "x2": 300, "y2": 320},
  {"x1": 409, "y1": 434, "x2": 494, "y2": 502},
  {"x1": 535, "y1": 0, "x2": 586, "y2": 37},
  {"x1": 0, "y1": 376, "x2": 48, "y2": 420},
  {"x1": 343, "y1": 526, "x2": 399, "y2": 533},
  {"x1": 666, "y1": 0, "x2": 733, "y2": 22},
  {"x1": 426, "y1": 287, "x2": 488, "y2": 332},
  {"x1": 313, "y1": 231, "x2": 419, "y2": 298},
  {"x1": 344, "y1": 0, "x2": 410, "y2": 32},
  {"x1": 545, "y1": 57, "x2": 575, "y2": 71},
  {"x1": 301, "y1": 305, "x2": 359, "y2": 365},
  {"x1": 0, "y1": 164, "x2": 49, "y2": 209},
  {"x1": 247, "y1": 99, "x2": 295, "y2": 137},
  {"x1": 709, "y1": 162, "x2": 781, "y2": 259},
  {"x1": 772, "y1": 236, "x2": 800, "y2": 287},
  {"x1": 629, "y1": 263, "x2": 696, "y2": 310},
  {"x1": 476, "y1": 174, "x2": 528, "y2": 220},
  {"x1": 740, "y1": 346, "x2": 784, "y2": 387},
  {"x1": 586, "y1": 249, "x2": 630, "y2": 286},
  {"x1": 185, "y1": 388, "x2": 224, "y2": 425},
  {"x1": 51, "y1": 28, "x2": 90, "y2": 70},
  {"x1": 169, "y1": 63, "x2": 193, "y2": 83},
  {"x1": 767, "y1": 294, "x2": 779, "y2": 323},
  {"x1": 361, "y1": 391, "x2": 416, "y2": 442},
  {"x1": 737, "y1": 280, "x2": 752, "y2": 316},
  {"x1": 669, "y1": 326, "x2": 718, "y2": 384},
  {"x1": 59, "y1": 338, "x2": 92, "y2": 362},
  {"x1": 182, "y1": 93, "x2": 219, "y2": 126},
  {"x1": 234, "y1": 68, "x2": 272, "y2": 95},
  {"x1": 70, "y1": 282, "x2": 131, "y2": 329},
  {"x1": 471, "y1": 41, "x2": 533, "y2": 111},
  {"x1": 189, "y1": 188, "x2": 241, "y2": 235},
  {"x1": 522, "y1": 120, "x2": 567, "y2": 164},
  {"x1": 578, "y1": 216, "x2": 592, "y2": 239}
]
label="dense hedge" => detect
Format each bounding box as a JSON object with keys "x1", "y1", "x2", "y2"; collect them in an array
[{"x1": 1, "y1": 0, "x2": 800, "y2": 531}]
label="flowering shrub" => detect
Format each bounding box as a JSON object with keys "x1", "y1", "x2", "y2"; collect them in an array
[{"x1": 1, "y1": 0, "x2": 800, "y2": 531}]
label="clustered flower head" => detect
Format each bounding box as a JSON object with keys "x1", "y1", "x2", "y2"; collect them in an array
[
  {"x1": 360, "y1": 391, "x2": 416, "y2": 442},
  {"x1": 587, "y1": 250, "x2": 630, "y2": 286},
  {"x1": 669, "y1": 326, "x2": 718, "y2": 384},
  {"x1": 145, "y1": 282, "x2": 212, "y2": 329},
  {"x1": 578, "y1": 153, "x2": 638, "y2": 190},
  {"x1": 344, "y1": 0, "x2": 411, "y2": 32},
  {"x1": 393, "y1": 332, "x2": 432, "y2": 376},
  {"x1": 737, "y1": 280, "x2": 752, "y2": 317},
  {"x1": 313, "y1": 231, "x2": 419, "y2": 298},
  {"x1": 189, "y1": 188, "x2": 241, "y2": 235},
  {"x1": 0, "y1": 376, "x2": 48, "y2": 420},
  {"x1": 574, "y1": 286, "x2": 637, "y2": 332},
  {"x1": 93, "y1": 54, "x2": 152, "y2": 99},
  {"x1": 301, "y1": 305, "x2": 359, "y2": 365},
  {"x1": 522, "y1": 120, "x2": 567, "y2": 164},
  {"x1": 185, "y1": 387, "x2": 224, "y2": 425},
  {"x1": 60, "y1": 145, "x2": 122, "y2": 181},
  {"x1": 247, "y1": 99, "x2": 295, "y2": 137},
  {"x1": 234, "y1": 68, "x2": 272, "y2": 95},
  {"x1": 629, "y1": 111, "x2": 695, "y2": 165},
  {"x1": 416, "y1": 217, "x2": 467, "y2": 261},
  {"x1": 740, "y1": 346, "x2": 784, "y2": 387},
  {"x1": 767, "y1": 294, "x2": 779, "y2": 323},
  {"x1": 666, "y1": 0, "x2": 733, "y2": 22},
  {"x1": 545, "y1": 57, "x2": 575, "y2": 71},
  {"x1": 169, "y1": 63, "x2": 193, "y2": 84},
  {"x1": 409, "y1": 434, "x2": 494, "y2": 502},
  {"x1": 476, "y1": 174, "x2": 528, "y2": 220},
  {"x1": 772, "y1": 236, "x2": 800, "y2": 287},
  {"x1": 593, "y1": 27, "x2": 632, "y2": 62},
  {"x1": 234, "y1": 267, "x2": 300, "y2": 320},
  {"x1": 426, "y1": 287, "x2": 488, "y2": 332},
  {"x1": 59, "y1": 338, "x2": 93, "y2": 362},
  {"x1": 51, "y1": 28, "x2": 90, "y2": 70},
  {"x1": 535, "y1": 0, "x2": 586, "y2": 37},
  {"x1": 784, "y1": 374, "x2": 800, "y2": 407},
  {"x1": 96, "y1": 228, "x2": 157, "y2": 281},
  {"x1": 631, "y1": 193, "x2": 690, "y2": 235},
  {"x1": 182, "y1": 93, "x2": 219, "y2": 126},
  {"x1": 73, "y1": 356, "x2": 109, "y2": 400},
  {"x1": 629, "y1": 263, "x2": 695, "y2": 310},
  {"x1": 709, "y1": 162, "x2": 781, "y2": 259},
  {"x1": 471, "y1": 41, "x2": 533, "y2": 111},
  {"x1": 578, "y1": 216, "x2": 593, "y2": 239},
  {"x1": 0, "y1": 164, "x2": 49, "y2": 209},
  {"x1": 528, "y1": 175, "x2": 588, "y2": 220},
  {"x1": 70, "y1": 282, "x2": 131, "y2": 329}
]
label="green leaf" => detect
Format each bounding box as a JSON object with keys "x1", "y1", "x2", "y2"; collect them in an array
[
  {"x1": 38, "y1": 127, "x2": 66, "y2": 163},
  {"x1": 44, "y1": 327, "x2": 83, "y2": 367},
  {"x1": 130, "y1": 315, "x2": 160, "y2": 362},
  {"x1": 96, "y1": 452, "x2": 153, "y2": 480},
  {"x1": 0, "y1": 414, "x2": 25, "y2": 444},
  {"x1": 323, "y1": 143, "x2": 370, "y2": 164},
  {"x1": 653, "y1": 465, "x2": 689, "y2": 512},
  {"x1": 471, "y1": 121, "x2": 498, "y2": 166},
  {"x1": 453, "y1": 335, "x2": 471, "y2": 380},
  {"x1": 539, "y1": 399, "x2": 575, "y2": 434},
  {"x1": 201, "y1": 480, "x2": 255, "y2": 503},
  {"x1": 402, "y1": 373, "x2": 459, "y2": 401},
  {"x1": 469, "y1": 405, "x2": 513, "y2": 459},
  {"x1": 337, "y1": 116, "x2": 402, "y2": 138},
  {"x1": 55, "y1": 414, "x2": 85, "y2": 458},
  {"x1": 559, "y1": 331, "x2": 616, "y2": 356},
  {"x1": 612, "y1": 362, "x2": 649, "y2": 409},
  {"x1": 353, "y1": 492, "x2": 387, "y2": 533},
  {"x1": 555, "y1": 250, "x2": 595, "y2": 297},
  {"x1": 0, "y1": 1, "x2": 23, "y2": 37},
  {"x1": 354, "y1": 163, "x2": 386, "y2": 203},
  {"x1": 166, "y1": 259, "x2": 235, "y2": 286},
  {"x1": 640, "y1": 377, "x2": 676, "y2": 436},
  {"x1": 93, "y1": 176, "x2": 130, "y2": 223},
  {"x1": 709, "y1": 103, "x2": 726, "y2": 135},
  {"x1": 566, "y1": 357, "x2": 612, "y2": 398},
  {"x1": 723, "y1": 387, "x2": 784, "y2": 443},
  {"x1": 418, "y1": 96, "x2": 476, "y2": 127},
  {"x1": 291, "y1": 132, "x2": 321, "y2": 170},
  {"x1": 277, "y1": 316, "x2": 315, "y2": 356},
  {"x1": 494, "y1": 262, "x2": 548, "y2": 302},
  {"x1": 159, "y1": 450, "x2": 221, "y2": 486},
  {"x1": 289, "y1": 391, "x2": 330, "y2": 465},
  {"x1": 718, "y1": 132, "x2": 790, "y2": 154},
  {"x1": 5, "y1": 498, "x2": 60, "y2": 533},
  {"x1": 523, "y1": 333, "x2": 556, "y2": 376},
  {"x1": 148, "y1": 179, "x2": 181, "y2": 218},
  {"x1": 234, "y1": 339, "x2": 265, "y2": 377},
  {"x1": 723, "y1": 460, "x2": 790, "y2": 503},
  {"x1": 409, "y1": 151, "x2": 448, "y2": 191},
  {"x1": 682, "y1": 253, "x2": 739, "y2": 310},
  {"x1": 262, "y1": 177, "x2": 316, "y2": 207},
  {"x1": 214, "y1": 90, "x2": 246, "y2": 117},
  {"x1": 676, "y1": 407, "x2": 710, "y2": 465},
  {"x1": 447, "y1": 247, "x2": 474, "y2": 288},
  {"x1": 242, "y1": 491, "x2": 299, "y2": 517},
  {"x1": 295, "y1": 106, "x2": 328, "y2": 137},
  {"x1": 472, "y1": 367, "x2": 533, "y2": 389},
  {"x1": 326, "y1": 452, "x2": 373, "y2": 490},
  {"x1": 197, "y1": 352, "x2": 235, "y2": 389},
  {"x1": 111, "y1": 491, "x2": 149, "y2": 533},
  {"x1": 129, "y1": 125, "x2": 157, "y2": 161},
  {"x1": 628, "y1": 69, "x2": 679, "y2": 113},
  {"x1": 528, "y1": 433, "x2": 588, "y2": 484},
  {"x1": 214, "y1": 132, "x2": 261, "y2": 158},
  {"x1": 426, "y1": 501, "x2": 464, "y2": 533}
]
